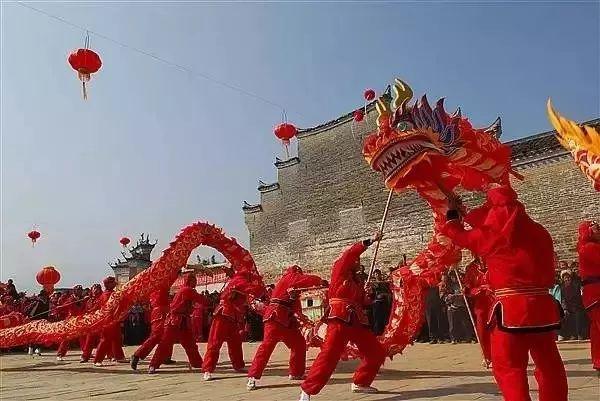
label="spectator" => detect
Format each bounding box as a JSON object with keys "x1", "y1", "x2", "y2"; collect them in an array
[
  {"x1": 560, "y1": 270, "x2": 588, "y2": 340},
  {"x1": 370, "y1": 269, "x2": 391, "y2": 335},
  {"x1": 443, "y1": 273, "x2": 473, "y2": 344},
  {"x1": 425, "y1": 281, "x2": 444, "y2": 344},
  {"x1": 6, "y1": 279, "x2": 18, "y2": 299}
]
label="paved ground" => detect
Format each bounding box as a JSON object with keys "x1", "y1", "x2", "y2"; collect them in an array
[{"x1": 0, "y1": 341, "x2": 597, "y2": 400}]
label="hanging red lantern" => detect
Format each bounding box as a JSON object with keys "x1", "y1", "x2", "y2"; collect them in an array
[
  {"x1": 119, "y1": 237, "x2": 131, "y2": 247},
  {"x1": 273, "y1": 123, "x2": 297, "y2": 143},
  {"x1": 27, "y1": 230, "x2": 41, "y2": 247},
  {"x1": 36, "y1": 266, "x2": 61, "y2": 294},
  {"x1": 364, "y1": 89, "x2": 376, "y2": 101},
  {"x1": 68, "y1": 34, "x2": 102, "y2": 100},
  {"x1": 274, "y1": 122, "x2": 297, "y2": 159},
  {"x1": 353, "y1": 110, "x2": 365, "y2": 122}
]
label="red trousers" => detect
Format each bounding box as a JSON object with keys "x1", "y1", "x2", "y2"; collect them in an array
[
  {"x1": 301, "y1": 320, "x2": 386, "y2": 396},
  {"x1": 81, "y1": 333, "x2": 98, "y2": 360},
  {"x1": 134, "y1": 320, "x2": 172, "y2": 361},
  {"x1": 94, "y1": 324, "x2": 125, "y2": 363},
  {"x1": 202, "y1": 315, "x2": 244, "y2": 373},
  {"x1": 192, "y1": 315, "x2": 203, "y2": 342},
  {"x1": 57, "y1": 336, "x2": 86, "y2": 357},
  {"x1": 473, "y1": 302, "x2": 492, "y2": 361},
  {"x1": 588, "y1": 306, "x2": 600, "y2": 370},
  {"x1": 490, "y1": 327, "x2": 567, "y2": 401},
  {"x1": 149, "y1": 324, "x2": 202, "y2": 369},
  {"x1": 248, "y1": 321, "x2": 307, "y2": 379}
]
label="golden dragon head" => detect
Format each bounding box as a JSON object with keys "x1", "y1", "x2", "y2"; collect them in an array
[{"x1": 362, "y1": 78, "x2": 511, "y2": 193}]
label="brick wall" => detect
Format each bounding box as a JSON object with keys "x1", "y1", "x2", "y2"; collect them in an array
[{"x1": 244, "y1": 111, "x2": 600, "y2": 280}]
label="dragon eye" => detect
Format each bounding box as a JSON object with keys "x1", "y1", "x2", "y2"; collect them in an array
[{"x1": 397, "y1": 121, "x2": 412, "y2": 131}]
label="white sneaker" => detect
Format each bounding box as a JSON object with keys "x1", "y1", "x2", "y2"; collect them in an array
[
  {"x1": 93, "y1": 362, "x2": 103, "y2": 367},
  {"x1": 203, "y1": 371, "x2": 212, "y2": 381},
  {"x1": 34, "y1": 348, "x2": 42, "y2": 356},
  {"x1": 298, "y1": 391, "x2": 311, "y2": 401},
  {"x1": 351, "y1": 383, "x2": 378, "y2": 393},
  {"x1": 56, "y1": 356, "x2": 64, "y2": 362},
  {"x1": 246, "y1": 377, "x2": 257, "y2": 391},
  {"x1": 289, "y1": 374, "x2": 304, "y2": 380}
]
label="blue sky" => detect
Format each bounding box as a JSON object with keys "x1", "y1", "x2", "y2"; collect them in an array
[{"x1": 2, "y1": 2, "x2": 599, "y2": 291}]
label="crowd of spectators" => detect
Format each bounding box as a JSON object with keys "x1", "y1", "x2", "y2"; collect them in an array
[{"x1": 0, "y1": 254, "x2": 590, "y2": 353}]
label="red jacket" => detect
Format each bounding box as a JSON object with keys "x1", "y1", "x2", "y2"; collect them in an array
[
  {"x1": 443, "y1": 185, "x2": 560, "y2": 331},
  {"x1": 65, "y1": 294, "x2": 86, "y2": 317},
  {"x1": 263, "y1": 267, "x2": 322, "y2": 328},
  {"x1": 166, "y1": 287, "x2": 207, "y2": 329},
  {"x1": 214, "y1": 271, "x2": 265, "y2": 323},
  {"x1": 149, "y1": 288, "x2": 170, "y2": 325},
  {"x1": 324, "y1": 242, "x2": 370, "y2": 325},
  {"x1": 578, "y1": 221, "x2": 600, "y2": 310}
]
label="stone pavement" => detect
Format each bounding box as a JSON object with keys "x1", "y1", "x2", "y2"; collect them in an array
[{"x1": 0, "y1": 341, "x2": 597, "y2": 400}]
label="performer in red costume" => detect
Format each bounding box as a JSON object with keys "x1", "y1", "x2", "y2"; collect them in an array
[
  {"x1": 148, "y1": 273, "x2": 208, "y2": 374},
  {"x1": 56, "y1": 285, "x2": 87, "y2": 361},
  {"x1": 93, "y1": 277, "x2": 127, "y2": 366},
  {"x1": 299, "y1": 232, "x2": 387, "y2": 401},
  {"x1": 80, "y1": 284, "x2": 103, "y2": 363},
  {"x1": 443, "y1": 185, "x2": 567, "y2": 401},
  {"x1": 578, "y1": 220, "x2": 600, "y2": 370},
  {"x1": 130, "y1": 287, "x2": 174, "y2": 370},
  {"x1": 247, "y1": 265, "x2": 324, "y2": 390},
  {"x1": 463, "y1": 256, "x2": 493, "y2": 367},
  {"x1": 191, "y1": 301, "x2": 204, "y2": 342},
  {"x1": 202, "y1": 271, "x2": 265, "y2": 380}
]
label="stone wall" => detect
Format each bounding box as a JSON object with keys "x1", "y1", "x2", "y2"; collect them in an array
[{"x1": 244, "y1": 110, "x2": 600, "y2": 280}]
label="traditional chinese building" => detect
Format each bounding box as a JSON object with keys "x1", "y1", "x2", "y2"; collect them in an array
[
  {"x1": 243, "y1": 103, "x2": 600, "y2": 280},
  {"x1": 110, "y1": 234, "x2": 157, "y2": 288}
]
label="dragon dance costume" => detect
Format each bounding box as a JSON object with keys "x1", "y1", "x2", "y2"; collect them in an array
[
  {"x1": 247, "y1": 266, "x2": 323, "y2": 387},
  {"x1": 131, "y1": 287, "x2": 173, "y2": 370},
  {"x1": 149, "y1": 273, "x2": 207, "y2": 373},
  {"x1": 202, "y1": 271, "x2": 265, "y2": 377},
  {"x1": 578, "y1": 221, "x2": 600, "y2": 370},
  {"x1": 300, "y1": 239, "x2": 386, "y2": 399},
  {"x1": 56, "y1": 286, "x2": 86, "y2": 359},
  {"x1": 463, "y1": 259, "x2": 493, "y2": 363},
  {"x1": 444, "y1": 185, "x2": 567, "y2": 401},
  {"x1": 93, "y1": 277, "x2": 126, "y2": 365}
]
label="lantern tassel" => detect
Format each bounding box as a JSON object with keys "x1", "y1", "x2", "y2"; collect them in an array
[{"x1": 82, "y1": 81, "x2": 88, "y2": 100}]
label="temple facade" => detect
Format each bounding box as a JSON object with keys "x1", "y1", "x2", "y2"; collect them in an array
[
  {"x1": 243, "y1": 105, "x2": 600, "y2": 281},
  {"x1": 110, "y1": 234, "x2": 157, "y2": 287}
]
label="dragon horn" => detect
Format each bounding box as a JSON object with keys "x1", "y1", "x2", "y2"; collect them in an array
[
  {"x1": 392, "y1": 78, "x2": 414, "y2": 110},
  {"x1": 376, "y1": 97, "x2": 391, "y2": 128}
]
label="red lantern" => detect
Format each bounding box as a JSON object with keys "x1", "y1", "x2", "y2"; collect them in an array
[
  {"x1": 353, "y1": 110, "x2": 364, "y2": 122},
  {"x1": 119, "y1": 237, "x2": 131, "y2": 247},
  {"x1": 27, "y1": 230, "x2": 41, "y2": 246},
  {"x1": 273, "y1": 123, "x2": 297, "y2": 144},
  {"x1": 364, "y1": 89, "x2": 376, "y2": 101},
  {"x1": 274, "y1": 122, "x2": 297, "y2": 159},
  {"x1": 36, "y1": 266, "x2": 61, "y2": 294},
  {"x1": 68, "y1": 42, "x2": 102, "y2": 100}
]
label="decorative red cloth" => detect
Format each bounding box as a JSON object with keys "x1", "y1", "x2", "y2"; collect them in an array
[{"x1": 578, "y1": 221, "x2": 600, "y2": 310}]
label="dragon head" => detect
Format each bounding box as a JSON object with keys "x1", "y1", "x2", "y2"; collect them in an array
[{"x1": 363, "y1": 79, "x2": 511, "y2": 194}]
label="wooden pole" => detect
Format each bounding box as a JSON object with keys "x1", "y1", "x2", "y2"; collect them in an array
[
  {"x1": 451, "y1": 265, "x2": 488, "y2": 367},
  {"x1": 365, "y1": 188, "x2": 394, "y2": 285}
]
